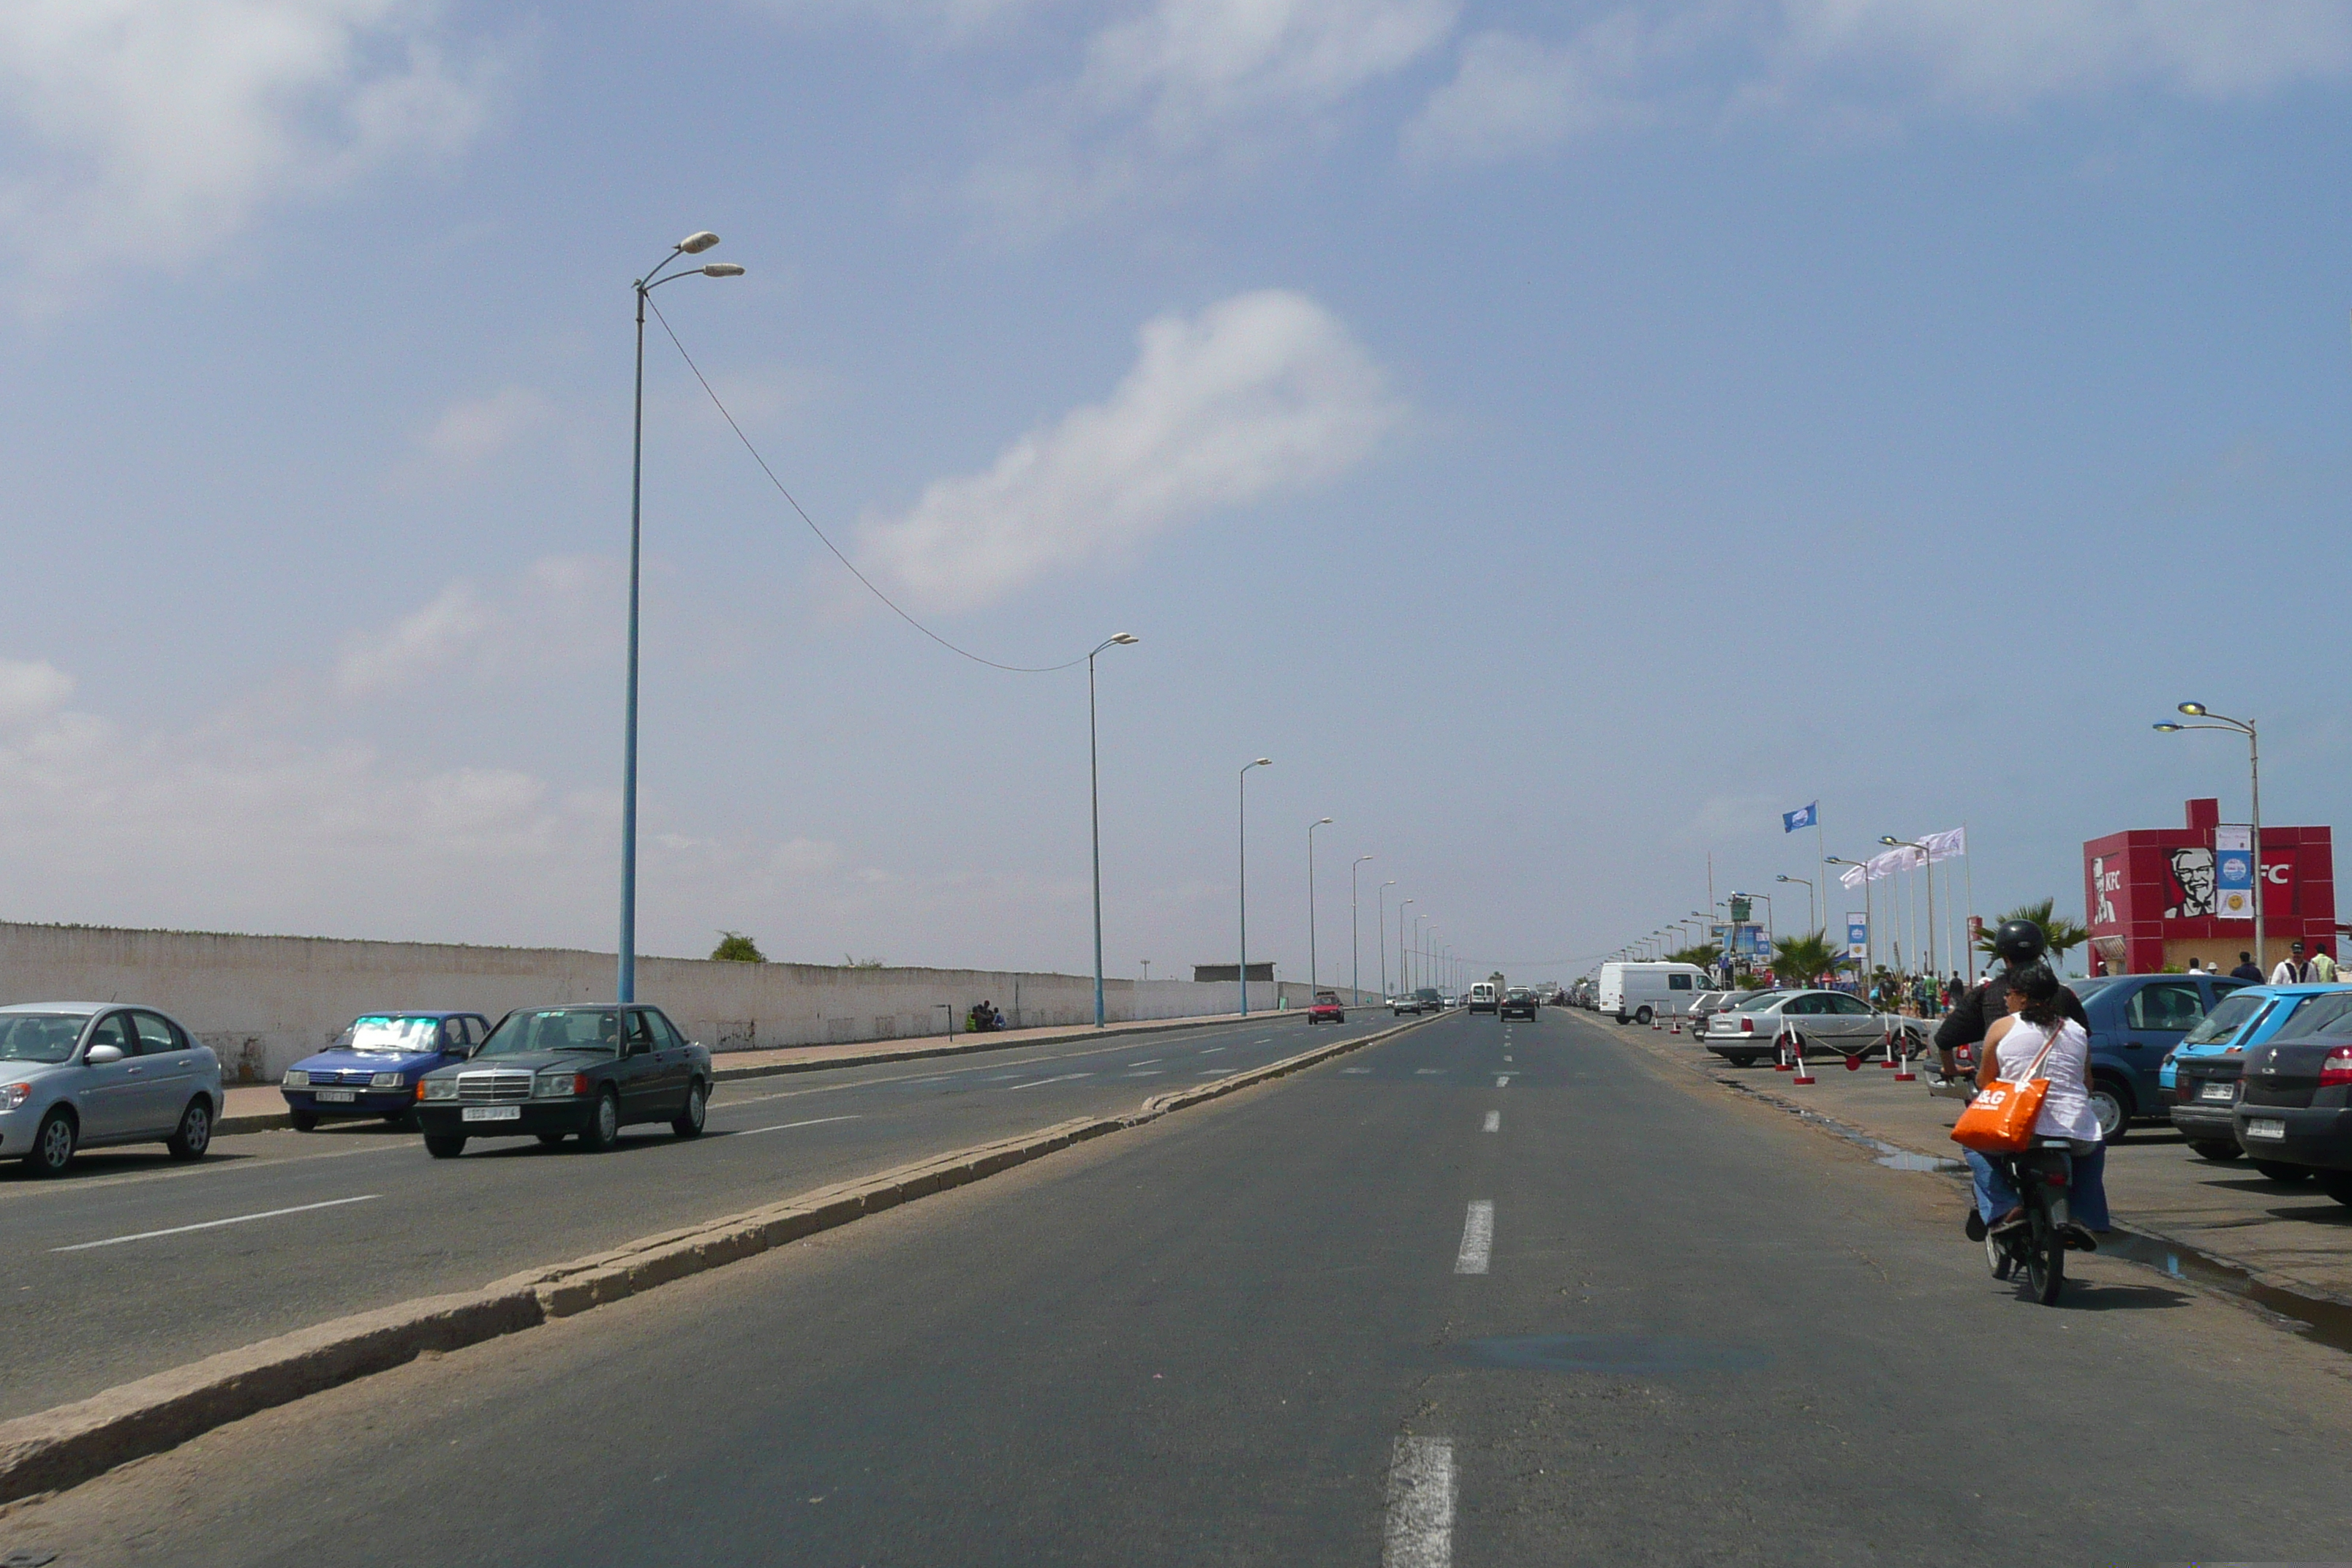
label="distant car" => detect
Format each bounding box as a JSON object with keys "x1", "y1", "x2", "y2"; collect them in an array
[
  {"x1": 2234, "y1": 1013, "x2": 2352, "y2": 1205},
  {"x1": 414, "y1": 1004, "x2": 712, "y2": 1158},
  {"x1": 0, "y1": 1003, "x2": 223, "y2": 1175},
  {"x1": 1392, "y1": 989, "x2": 1442, "y2": 1016},
  {"x1": 1441, "y1": 995, "x2": 1460, "y2": 1010},
  {"x1": 2165, "y1": 985, "x2": 2352, "y2": 1161},
  {"x1": 1499, "y1": 987, "x2": 1539, "y2": 1020},
  {"x1": 1308, "y1": 991, "x2": 1346, "y2": 1025},
  {"x1": 282, "y1": 1011, "x2": 490, "y2": 1131},
  {"x1": 1696, "y1": 989, "x2": 1915, "y2": 1067}
]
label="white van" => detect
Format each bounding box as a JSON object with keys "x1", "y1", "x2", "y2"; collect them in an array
[
  {"x1": 1596, "y1": 962, "x2": 1714, "y2": 1024},
  {"x1": 1466, "y1": 981, "x2": 1499, "y2": 1015}
]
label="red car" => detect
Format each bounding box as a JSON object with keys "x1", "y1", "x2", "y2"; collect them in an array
[{"x1": 1308, "y1": 991, "x2": 1346, "y2": 1025}]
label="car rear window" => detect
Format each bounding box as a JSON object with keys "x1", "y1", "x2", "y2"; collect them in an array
[
  {"x1": 1727, "y1": 992, "x2": 1788, "y2": 1011},
  {"x1": 2182, "y1": 992, "x2": 2264, "y2": 1046}
]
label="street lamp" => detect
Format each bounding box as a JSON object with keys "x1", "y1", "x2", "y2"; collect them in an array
[
  {"x1": 619, "y1": 230, "x2": 744, "y2": 1004},
  {"x1": 1306, "y1": 818, "x2": 1333, "y2": 991},
  {"x1": 1378, "y1": 881, "x2": 1398, "y2": 1000},
  {"x1": 1351, "y1": 855, "x2": 1375, "y2": 1004},
  {"x1": 2155, "y1": 704, "x2": 2264, "y2": 971},
  {"x1": 1087, "y1": 633, "x2": 1140, "y2": 1028},
  {"x1": 1238, "y1": 758, "x2": 1273, "y2": 1016},
  {"x1": 1881, "y1": 837, "x2": 1936, "y2": 983},
  {"x1": 1774, "y1": 875, "x2": 1816, "y2": 932},
  {"x1": 1398, "y1": 900, "x2": 1416, "y2": 996}
]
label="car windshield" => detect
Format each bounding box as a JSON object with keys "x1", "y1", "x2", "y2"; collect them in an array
[
  {"x1": 2182, "y1": 992, "x2": 2266, "y2": 1046},
  {"x1": 479, "y1": 1009, "x2": 622, "y2": 1058},
  {"x1": 1417, "y1": 990, "x2": 1442, "y2": 1001},
  {"x1": 342, "y1": 1016, "x2": 442, "y2": 1054},
  {"x1": 0, "y1": 1013, "x2": 88, "y2": 1064},
  {"x1": 2271, "y1": 992, "x2": 2352, "y2": 1038},
  {"x1": 1728, "y1": 992, "x2": 1788, "y2": 1011}
]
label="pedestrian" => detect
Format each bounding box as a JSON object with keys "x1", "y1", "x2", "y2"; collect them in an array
[
  {"x1": 2313, "y1": 946, "x2": 2340, "y2": 983},
  {"x1": 2230, "y1": 951, "x2": 2264, "y2": 982},
  {"x1": 2185, "y1": 959, "x2": 2203, "y2": 975},
  {"x1": 2271, "y1": 941, "x2": 2318, "y2": 985}
]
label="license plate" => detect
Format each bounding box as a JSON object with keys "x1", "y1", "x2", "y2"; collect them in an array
[
  {"x1": 315, "y1": 1089, "x2": 355, "y2": 1104},
  {"x1": 2244, "y1": 1117, "x2": 2287, "y2": 1140},
  {"x1": 2200, "y1": 1082, "x2": 2236, "y2": 1102},
  {"x1": 462, "y1": 1105, "x2": 522, "y2": 1123}
]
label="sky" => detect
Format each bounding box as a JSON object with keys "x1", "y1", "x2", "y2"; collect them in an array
[{"x1": 3, "y1": 0, "x2": 2351, "y2": 991}]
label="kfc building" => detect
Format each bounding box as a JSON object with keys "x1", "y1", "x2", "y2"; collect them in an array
[{"x1": 2084, "y1": 798, "x2": 2336, "y2": 976}]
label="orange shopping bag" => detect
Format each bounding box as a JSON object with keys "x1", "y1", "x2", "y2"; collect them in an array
[{"x1": 1949, "y1": 1036, "x2": 2058, "y2": 1155}]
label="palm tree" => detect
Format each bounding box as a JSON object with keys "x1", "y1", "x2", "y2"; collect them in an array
[
  {"x1": 1972, "y1": 898, "x2": 2089, "y2": 965},
  {"x1": 1665, "y1": 943, "x2": 1722, "y2": 970},
  {"x1": 1771, "y1": 930, "x2": 1843, "y2": 988}
]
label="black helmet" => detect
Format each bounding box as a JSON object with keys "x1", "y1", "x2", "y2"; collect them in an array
[{"x1": 1992, "y1": 919, "x2": 2046, "y2": 966}]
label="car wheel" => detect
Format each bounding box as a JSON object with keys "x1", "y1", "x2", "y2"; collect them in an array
[
  {"x1": 536, "y1": 1131, "x2": 569, "y2": 1147},
  {"x1": 28, "y1": 1108, "x2": 76, "y2": 1177},
  {"x1": 1635, "y1": 1007, "x2": 1653, "y2": 1025},
  {"x1": 2317, "y1": 1170, "x2": 2352, "y2": 1208},
  {"x1": 2087, "y1": 1079, "x2": 2129, "y2": 1142},
  {"x1": 166, "y1": 1098, "x2": 213, "y2": 1161},
  {"x1": 672, "y1": 1079, "x2": 707, "y2": 1139},
  {"x1": 2251, "y1": 1160, "x2": 2313, "y2": 1184},
  {"x1": 289, "y1": 1109, "x2": 320, "y2": 1132},
  {"x1": 424, "y1": 1134, "x2": 467, "y2": 1159},
  {"x1": 2185, "y1": 1139, "x2": 2244, "y2": 1162},
  {"x1": 581, "y1": 1088, "x2": 622, "y2": 1153}
]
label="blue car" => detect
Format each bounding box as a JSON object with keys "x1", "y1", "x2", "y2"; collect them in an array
[
  {"x1": 2160, "y1": 983, "x2": 2352, "y2": 1158},
  {"x1": 281, "y1": 1012, "x2": 490, "y2": 1131},
  {"x1": 2065, "y1": 972, "x2": 2249, "y2": 1140}
]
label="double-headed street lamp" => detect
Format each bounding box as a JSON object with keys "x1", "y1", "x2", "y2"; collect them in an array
[
  {"x1": 1237, "y1": 758, "x2": 1273, "y2": 1016},
  {"x1": 1087, "y1": 633, "x2": 1140, "y2": 1028},
  {"x1": 2155, "y1": 704, "x2": 2264, "y2": 970},
  {"x1": 1351, "y1": 855, "x2": 1376, "y2": 1003},
  {"x1": 619, "y1": 231, "x2": 744, "y2": 1004}
]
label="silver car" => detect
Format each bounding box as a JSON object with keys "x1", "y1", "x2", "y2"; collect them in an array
[
  {"x1": 1697, "y1": 988, "x2": 1919, "y2": 1067},
  {"x1": 0, "y1": 1003, "x2": 223, "y2": 1175}
]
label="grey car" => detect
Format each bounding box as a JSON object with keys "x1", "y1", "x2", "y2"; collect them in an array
[{"x1": 0, "y1": 1003, "x2": 224, "y2": 1175}]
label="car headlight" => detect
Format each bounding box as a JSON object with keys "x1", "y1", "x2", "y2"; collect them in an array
[
  {"x1": 1, "y1": 1083, "x2": 29, "y2": 1112},
  {"x1": 282, "y1": 1070, "x2": 310, "y2": 1088},
  {"x1": 535, "y1": 1072, "x2": 584, "y2": 1098},
  {"x1": 369, "y1": 1071, "x2": 403, "y2": 1088},
  {"x1": 421, "y1": 1077, "x2": 459, "y2": 1101}
]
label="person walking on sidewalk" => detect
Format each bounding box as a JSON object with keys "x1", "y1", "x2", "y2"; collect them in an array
[
  {"x1": 2231, "y1": 951, "x2": 2264, "y2": 982},
  {"x1": 2313, "y1": 946, "x2": 2340, "y2": 983},
  {"x1": 2272, "y1": 941, "x2": 2319, "y2": 985}
]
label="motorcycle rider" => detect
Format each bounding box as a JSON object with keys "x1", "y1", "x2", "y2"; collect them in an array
[
  {"x1": 1933, "y1": 919, "x2": 2087, "y2": 1085},
  {"x1": 1966, "y1": 962, "x2": 2109, "y2": 1252}
]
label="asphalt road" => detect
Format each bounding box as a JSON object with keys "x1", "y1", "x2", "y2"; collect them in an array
[
  {"x1": 2, "y1": 1008, "x2": 1397, "y2": 1420},
  {"x1": 11, "y1": 1006, "x2": 2352, "y2": 1567}
]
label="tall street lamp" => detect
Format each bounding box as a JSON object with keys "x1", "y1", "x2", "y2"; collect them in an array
[
  {"x1": 619, "y1": 230, "x2": 745, "y2": 1004},
  {"x1": 1237, "y1": 758, "x2": 1273, "y2": 1015},
  {"x1": 1087, "y1": 633, "x2": 1140, "y2": 1028},
  {"x1": 1306, "y1": 818, "x2": 1334, "y2": 991},
  {"x1": 1398, "y1": 900, "x2": 1416, "y2": 996},
  {"x1": 1774, "y1": 875, "x2": 1816, "y2": 932},
  {"x1": 2156, "y1": 704, "x2": 2264, "y2": 970},
  {"x1": 1880, "y1": 837, "x2": 1935, "y2": 982},
  {"x1": 1378, "y1": 881, "x2": 1398, "y2": 1000},
  {"x1": 1351, "y1": 855, "x2": 1375, "y2": 1003}
]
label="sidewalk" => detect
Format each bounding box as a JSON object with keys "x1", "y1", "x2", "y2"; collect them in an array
[
  {"x1": 217, "y1": 1009, "x2": 1308, "y2": 1133},
  {"x1": 1613, "y1": 1014, "x2": 2352, "y2": 1305}
]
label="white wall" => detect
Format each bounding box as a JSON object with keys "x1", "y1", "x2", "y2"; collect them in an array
[{"x1": 0, "y1": 921, "x2": 1343, "y2": 1081}]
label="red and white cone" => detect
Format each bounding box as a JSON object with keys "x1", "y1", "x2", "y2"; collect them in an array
[
  {"x1": 1774, "y1": 1026, "x2": 1793, "y2": 1071},
  {"x1": 1670, "y1": 1017, "x2": 1682, "y2": 1035},
  {"x1": 1891, "y1": 1028, "x2": 1918, "y2": 1082},
  {"x1": 1879, "y1": 1027, "x2": 1899, "y2": 1068},
  {"x1": 1787, "y1": 1025, "x2": 1815, "y2": 1085}
]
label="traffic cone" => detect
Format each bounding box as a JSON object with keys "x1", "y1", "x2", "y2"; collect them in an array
[
  {"x1": 1651, "y1": 1014, "x2": 1662, "y2": 1030},
  {"x1": 1670, "y1": 1017, "x2": 1681, "y2": 1035},
  {"x1": 1787, "y1": 1027, "x2": 1815, "y2": 1085},
  {"x1": 1879, "y1": 1028, "x2": 1899, "y2": 1068}
]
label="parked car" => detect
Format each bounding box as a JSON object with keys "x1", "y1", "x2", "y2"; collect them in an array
[
  {"x1": 1597, "y1": 961, "x2": 1713, "y2": 1025},
  {"x1": 2234, "y1": 1014, "x2": 2352, "y2": 1205},
  {"x1": 2064, "y1": 972, "x2": 2247, "y2": 1141},
  {"x1": 1697, "y1": 989, "x2": 1914, "y2": 1067},
  {"x1": 1499, "y1": 987, "x2": 1539, "y2": 1020},
  {"x1": 2163, "y1": 985, "x2": 2352, "y2": 1161},
  {"x1": 0, "y1": 1003, "x2": 222, "y2": 1175},
  {"x1": 1308, "y1": 991, "x2": 1346, "y2": 1025},
  {"x1": 1690, "y1": 990, "x2": 1741, "y2": 1030},
  {"x1": 282, "y1": 1011, "x2": 491, "y2": 1131},
  {"x1": 413, "y1": 1004, "x2": 712, "y2": 1158}
]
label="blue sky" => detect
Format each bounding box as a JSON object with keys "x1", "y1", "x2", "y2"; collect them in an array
[{"x1": 3, "y1": 1, "x2": 2350, "y2": 987}]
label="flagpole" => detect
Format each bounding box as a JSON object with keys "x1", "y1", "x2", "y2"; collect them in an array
[{"x1": 1964, "y1": 822, "x2": 1976, "y2": 984}]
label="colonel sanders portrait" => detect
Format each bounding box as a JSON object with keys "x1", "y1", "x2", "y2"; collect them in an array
[{"x1": 2166, "y1": 847, "x2": 2216, "y2": 919}]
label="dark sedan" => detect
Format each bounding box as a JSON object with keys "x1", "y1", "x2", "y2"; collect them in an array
[
  {"x1": 1499, "y1": 987, "x2": 1539, "y2": 1020},
  {"x1": 2234, "y1": 1018, "x2": 2352, "y2": 1205},
  {"x1": 414, "y1": 1004, "x2": 711, "y2": 1158}
]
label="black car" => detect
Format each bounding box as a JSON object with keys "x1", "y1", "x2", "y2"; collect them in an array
[
  {"x1": 415, "y1": 1004, "x2": 712, "y2": 1158},
  {"x1": 1499, "y1": 987, "x2": 1538, "y2": 1020},
  {"x1": 2233, "y1": 1019, "x2": 2352, "y2": 1205}
]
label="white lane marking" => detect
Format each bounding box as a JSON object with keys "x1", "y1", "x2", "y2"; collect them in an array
[
  {"x1": 1415, "y1": 1068, "x2": 1446, "y2": 1076},
  {"x1": 1199, "y1": 1068, "x2": 1235, "y2": 1076},
  {"x1": 1122, "y1": 1070, "x2": 1165, "y2": 1077},
  {"x1": 1006, "y1": 1072, "x2": 1093, "y2": 1091},
  {"x1": 1503, "y1": 1055, "x2": 1512, "y2": 1062},
  {"x1": 1494, "y1": 1075, "x2": 1512, "y2": 1088},
  {"x1": 1341, "y1": 1066, "x2": 1371, "y2": 1074},
  {"x1": 1199, "y1": 1046, "x2": 1228, "y2": 1055},
  {"x1": 1381, "y1": 1436, "x2": 1457, "y2": 1568},
  {"x1": 1454, "y1": 1201, "x2": 1493, "y2": 1275},
  {"x1": 0, "y1": 1140, "x2": 409, "y2": 1205},
  {"x1": 55, "y1": 1194, "x2": 381, "y2": 1253},
  {"x1": 1128, "y1": 1058, "x2": 1162, "y2": 1066},
  {"x1": 1482, "y1": 1111, "x2": 1499, "y2": 1133},
  {"x1": 734, "y1": 1115, "x2": 862, "y2": 1137}
]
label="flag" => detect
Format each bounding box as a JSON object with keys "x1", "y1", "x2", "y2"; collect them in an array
[
  {"x1": 1782, "y1": 802, "x2": 1817, "y2": 833},
  {"x1": 1921, "y1": 826, "x2": 1967, "y2": 862},
  {"x1": 1838, "y1": 863, "x2": 1867, "y2": 890}
]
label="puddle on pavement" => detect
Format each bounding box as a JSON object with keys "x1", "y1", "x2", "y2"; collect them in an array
[{"x1": 1452, "y1": 1333, "x2": 1768, "y2": 1376}]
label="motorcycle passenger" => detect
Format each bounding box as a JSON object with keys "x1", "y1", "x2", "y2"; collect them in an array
[
  {"x1": 1932, "y1": 919, "x2": 2087, "y2": 1084},
  {"x1": 1964, "y1": 962, "x2": 2108, "y2": 1250}
]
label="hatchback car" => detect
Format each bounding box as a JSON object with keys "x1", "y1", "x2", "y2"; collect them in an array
[
  {"x1": 282, "y1": 1011, "x2": 491, "y2": 1131},
  {"x1": 1308, "y1": 991, "x2": 1346, "y2": 1025},
  {"x1": 2234, "y1": 1014, "x2": 2352, "y2": 1205},
  {"x1": 0, "y1": 1003, "x2": 223, "y2": 1175},
  {"x1": 2161, "y1": 985, "x2": 2352, "y2": 1160},
  {"x1": 1499, "y1": 987, "x2": 1539, "y2": 1020},
  {"x1": 414, "y1": 1004, "x2": 712, "y2": 1157}
]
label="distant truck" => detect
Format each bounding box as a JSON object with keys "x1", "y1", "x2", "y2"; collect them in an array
[{"x1": 1596, "y1": 961, "x2": 1714, "y2": 1025}]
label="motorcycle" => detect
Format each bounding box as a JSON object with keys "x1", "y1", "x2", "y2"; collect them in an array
[{"x1": 1980, "y1": 1137, "x2": 2085, "y2": 1305}]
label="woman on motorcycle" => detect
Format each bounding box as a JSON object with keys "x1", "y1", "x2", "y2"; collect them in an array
[{"x1": 1964, "y1": 962, "x2": 2109, "y2": 1248}]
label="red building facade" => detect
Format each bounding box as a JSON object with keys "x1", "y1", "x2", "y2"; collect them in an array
[{"x1": 2083, "y1": 799, "x2": 2335, "y2": 976}]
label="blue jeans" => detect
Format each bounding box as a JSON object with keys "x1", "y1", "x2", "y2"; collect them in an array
[{"x1": 1965, "y1": 1144, "x2": 2110, "y2": 1231}]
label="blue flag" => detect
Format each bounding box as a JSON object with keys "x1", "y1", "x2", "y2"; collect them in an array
[{"x1": 1782, "y1": 802, "x2": 1817, "y2": 833}]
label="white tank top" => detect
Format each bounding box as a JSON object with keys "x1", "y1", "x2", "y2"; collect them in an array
[{"x1": 1990, "y1": 1017, "x2": 2103, "y2": 1143}]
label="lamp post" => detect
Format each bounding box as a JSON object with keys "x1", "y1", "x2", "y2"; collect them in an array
[
  {"x1": 1398, "y1": 900, "x2": 1416, "y2": 996},
  {"x1": 1306, "y1": 818, "x2": 1333, "y2": 991},
  {"x1": 619, "y1": 230, "x2": 744, "y2": 1005},
  {"x1": 1237, "y1": 758, "x2": 1273, "y2": 1016},
  {"x1": 1825, "y1": 858, "x2": 1874, "y2": 981},
  {"x1": 1378, "y1": 881, "x2": 1397, "y2": 1000},
  {"x1": 1775, "y1": 875, "x2": 1816, "y2": 932},
  {"x1": 2156, "y1": 704, "x2": 2264, "y2": 972},
  {"x1": 1087, "y1": 633, "x2": 1139, "y2": 1028},
  {"x1": 1351, "y1": 855, "x2": 1375, "y2": 1004},
  {"x1": 1881, "y1": 837, "x2": 1935, "y2": 987}
]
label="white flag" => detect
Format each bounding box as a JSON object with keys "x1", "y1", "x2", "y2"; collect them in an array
[
  {"x1": 1839, "y1": 863, "x2": 1867, "y2": 889},
  {"x1": 1921, "y1": 826, "x2": 1967, "y2": 863}
]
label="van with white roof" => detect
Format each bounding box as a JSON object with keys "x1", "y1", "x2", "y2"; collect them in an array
[{"x1": 1597, "y1": 962, "x2": 1714, "y2": 1025}]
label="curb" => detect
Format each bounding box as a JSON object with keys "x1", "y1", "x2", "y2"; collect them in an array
[{"x1": 0, "y1": 1010, "x2": 1436, "y2": 1504}]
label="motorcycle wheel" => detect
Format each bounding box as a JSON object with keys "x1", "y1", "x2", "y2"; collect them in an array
[
  {"x1": 1983, "y1": 1233, "x2": 2013, "y2": 1281},
  {"x1": 2024, "y1": 1209, "x2": 2065, "y2": 1305}
]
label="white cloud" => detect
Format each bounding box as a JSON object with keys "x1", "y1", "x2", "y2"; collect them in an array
[
  {"x1": 0, "y1": 0, "x2": 497, "y2": 287},
  {"x1": 0, "y1": 659, "x2": 75, "y2": 725},
  {"x1": 851, "y1": 289, "x2": 1401, "y2": 610},
  {"x1": 420, "y1": 384, "x2": 551, "y2": 464},
  {"x1": 333, "y1": 556, "x2": 616, "y2": 699},
  {"x1": 1405, "y1": 15, "x2": 1658, "y2": 165}
]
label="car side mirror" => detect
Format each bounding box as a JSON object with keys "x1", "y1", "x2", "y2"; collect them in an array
[{"x1": 86, "y1": 1044, "x2": 124, "y2": 1066}]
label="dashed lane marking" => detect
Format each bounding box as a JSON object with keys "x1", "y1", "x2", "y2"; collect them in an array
[
  {"x1": 1415, "y1": 1068, "x2": 1447, "y2": 1076},
  {"x1": 1005, "y1": 1073, "x2": 1093, "y2": 1091},
  {"x1": 1381, "y1": 1436, "x2": 1457, "y2": 1568},
  {"x1": 1482, "y1": 1111, "x2": 1499, "y2": 1133},
  {"x1": 56, "y1": 1194, "x2": 382, "y2": 1253},
  {"x1": 1341, "y1": 1066, "x2": 1371, "y2": 1074},
  {"x1": 1494, "y1": 1075, "x2": 1512, "y2": 1088},
  {"x1": 1199, "y1": 1046, "x2": 1228, "y2": 1055},
  {"x1": 1454, "y1": 1201, "x2": 1493, "y2": 1275},
  {"x1": 1122, "y1": 1071, "x2": 1165, "y2": 1077},
  {"x1": 1128, "y1": 1058, "x2": 1161, "y2": 1066},
  {"x1": 734, "y1": 1115, "x2": 862, "y2": 1137}
]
